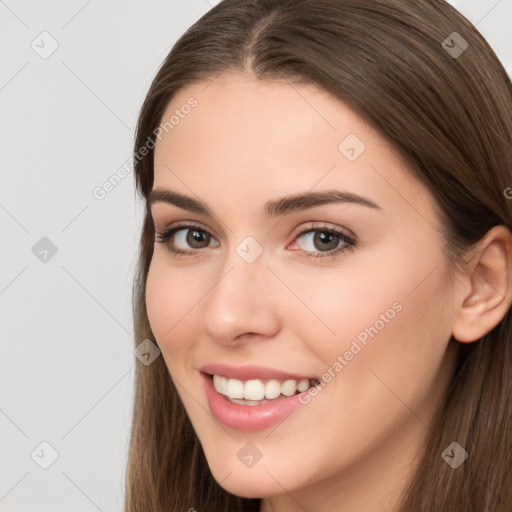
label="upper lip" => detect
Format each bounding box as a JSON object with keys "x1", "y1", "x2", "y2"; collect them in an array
[{"x1": 200, "y1": 363, "x2": 317, "y2": 381}]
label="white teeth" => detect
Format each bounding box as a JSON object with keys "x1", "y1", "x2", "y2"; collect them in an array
[
  {"x1": 265, "y1": 379, "x2": 281, "y2": 399},
  {"x1": 212, "y1": 375, "x2": 313, "y2": 402},
  {"x1": 244, "y1": 379, "x2": 265, "y2": 400},
  {"x1": 213, "y1": 375, "x2": 228, "y2": 395},
  {"x1": 281, "y1": 379, "x2": 297, "y2": 396},
  {"x1": 226, "y1": 378, "x2": 244, "y2": 399},
  {"x1": 297, "y1": 378, "x2": 310, "y2": 392}
]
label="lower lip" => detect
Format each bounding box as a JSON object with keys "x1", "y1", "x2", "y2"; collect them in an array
[{"x1": 202, "y1": 372, "x2": 308, "y2": 431}]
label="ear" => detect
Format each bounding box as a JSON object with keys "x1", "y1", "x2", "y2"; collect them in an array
[{"x1": 452, "y1": 225, "x2": 512, "y2": 343}]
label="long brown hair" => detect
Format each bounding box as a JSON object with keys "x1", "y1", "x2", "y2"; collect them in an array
[{"x1": 124, "y1": 1, "x2": 512, "y2": 510}]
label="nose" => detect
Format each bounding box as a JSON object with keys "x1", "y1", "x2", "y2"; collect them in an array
[{"x1": 201, "y1": 249, "x2": 281, "y2": 346}]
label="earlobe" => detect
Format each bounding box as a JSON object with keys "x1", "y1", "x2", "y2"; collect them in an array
[{"x1": 452, "y1": 226, "x2": 512, "y2": 343}]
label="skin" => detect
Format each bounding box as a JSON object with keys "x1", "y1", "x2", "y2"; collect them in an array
[{"x1": 145, "y1": 72, "x2": 512, "y2": 512}]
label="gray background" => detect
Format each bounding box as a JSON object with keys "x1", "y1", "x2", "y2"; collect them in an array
[{"x1": 1, "y1": 1, "x2": 510, "y2": 510}]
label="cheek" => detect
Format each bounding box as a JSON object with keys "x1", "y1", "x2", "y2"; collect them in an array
[
  {"x1": 145, "y1": 261, "x2": 171, "y2": 343},
  {"x1": 329, "y1": 259, "x2": 453, "y2": 421},
  {"x1": 280, "y1": 255, "x2": 409, "y2": 355},
  {"x1": 145, "y1": 257, "x2": 201, "y2": 358},
  {"x1": 295, "y1": 238, "x2": 453, "y2": 385}
]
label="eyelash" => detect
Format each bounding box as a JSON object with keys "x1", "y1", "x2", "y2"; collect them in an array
[{"x1": 154, "y1": 221, "x2": 357, "y2": 260}]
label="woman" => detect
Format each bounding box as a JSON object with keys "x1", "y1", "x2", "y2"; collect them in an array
[{"x1": 125, "y1": 1, "x2": 512, "y2": 510}]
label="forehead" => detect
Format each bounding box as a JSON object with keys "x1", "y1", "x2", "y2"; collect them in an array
[
  {"x1": 152, "y1": 72, "x2": 437, "y2": 226},
  {"x1": 155, "y1": 73, "x2": 372, "y2": 165}
]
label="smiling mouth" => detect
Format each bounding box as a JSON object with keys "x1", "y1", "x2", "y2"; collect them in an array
[{"x1": 205, "y1": 373, "x2": 321, "y2": 406}]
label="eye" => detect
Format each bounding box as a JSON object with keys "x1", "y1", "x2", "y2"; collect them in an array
[
  {"x1": 155, "y1": 223, "x2": 219, "y2": 257},
  {"x1": 154, "y1": 221, "x2": 357, "y2": 260},
  {"x1": 290, "y1": 225, "x2": 357, "y2": 259}
]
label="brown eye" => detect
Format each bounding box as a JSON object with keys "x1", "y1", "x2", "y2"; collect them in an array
[
  {"x1": 312, "y1": 231, "x2": 340, "y2": 251},
  {"x1": 291, "y1": 226, "x2": 357, "y2": 260},
  {"x1": 186, "y1": 229, "x2": 211, "y2": 249},
  {"x1": 296, "y1": 229, "x2": 344, "y2": 252},
  {"x1": 155, "y1": 224, "x2": 219, "y2": 256}
]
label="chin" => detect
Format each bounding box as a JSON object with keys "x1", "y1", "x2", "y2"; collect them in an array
[
  {"x1": 205, "y1": 451, "x2": 305, "y2": 499},
  {"x1": 212, "y1": 473, "x2": 278, "y2": 499}
]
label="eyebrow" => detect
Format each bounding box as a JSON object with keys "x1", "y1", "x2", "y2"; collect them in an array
[{"x1": 148, "y1": 188, "x2": 382, "y2": 217}]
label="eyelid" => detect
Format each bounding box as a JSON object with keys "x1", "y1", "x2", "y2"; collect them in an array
[
  {"x1": 155, "y1": 220, "x2": 353, "y2": 244},
  {"x1": 289, "y1": 221, "x2": 356, "y2": 241},
  {"x1": 155, "y1": 219, "x2": 216, "y2": 238}
]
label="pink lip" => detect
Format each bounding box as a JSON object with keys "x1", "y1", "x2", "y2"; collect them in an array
[
  {"x1": 199, "y1": 362, "x2": 317, "y2": 381},
  {"x1": 201, "y1": 372, "x2": 308, "y2": 431}
]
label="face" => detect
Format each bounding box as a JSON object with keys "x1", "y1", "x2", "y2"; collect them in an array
[{"x1": 146, "y1": 73, "x2": 460, "y2": 506}]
